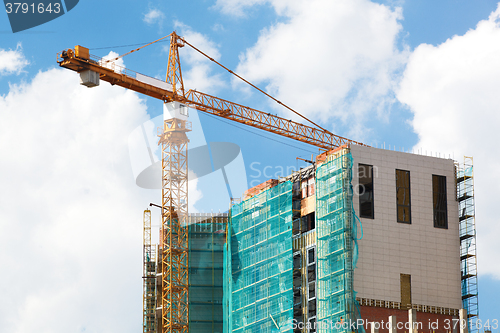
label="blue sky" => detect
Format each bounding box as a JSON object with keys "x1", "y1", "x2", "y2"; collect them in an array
[{"x1": 1, "y1": 0, "x2": 500, "y2": 331}]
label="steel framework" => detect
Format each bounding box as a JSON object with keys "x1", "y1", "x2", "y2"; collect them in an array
[
  {"x1": 158, "y1": 116, "x2": 191, "y2": 333},
  {"x1": 143, "y1": 209, "x2": 157, "y2": 333},
  {"x1": 456, "y1": 156, "x2": 479, "y2": 330},
  {"x1": 166, "y1": 32, "x2": 185, "y2": 98}
]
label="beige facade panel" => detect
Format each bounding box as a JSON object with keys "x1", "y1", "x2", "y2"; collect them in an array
[
  {"x1": 350, "y1": 144, "x2": 461, "y2": 310},
  {"x1": 300, "y1": 195, "x2": 316, "y2": 216}
]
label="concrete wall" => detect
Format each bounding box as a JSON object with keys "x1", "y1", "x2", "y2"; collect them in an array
[{"x1": 350, "y1": 145, "x2": 461, "y2": 309}]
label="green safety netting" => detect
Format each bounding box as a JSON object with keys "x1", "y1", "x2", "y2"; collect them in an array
[
  {"x1": 222, "y1": 151, "x2": 365, "y2": 333},
  {"x1": 315, "y1": 151, "x2": 363, "y2": 333},
  {"x1": 225, "y1": 181, "x2": 294, "y2": 333},
  {"x1": 188, "y1": 217, "x2": 227, "y2": 333}
]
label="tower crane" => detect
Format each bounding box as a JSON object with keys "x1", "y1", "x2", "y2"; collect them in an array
[{"x1": 57, "y1": 32, "x2": 366, "y2": 333}]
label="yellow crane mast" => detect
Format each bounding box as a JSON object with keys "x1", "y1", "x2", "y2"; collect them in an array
[{"x1": 57, "y1": 32, "x2": 366, "y2": 333}]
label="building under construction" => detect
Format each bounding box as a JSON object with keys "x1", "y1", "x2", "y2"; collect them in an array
[
  {"x1": 143, "y1": 143, "x2": 478, "y2": 333},
  {"x1": 55, "y1": 33, "x2": 478, "y2": 333}
]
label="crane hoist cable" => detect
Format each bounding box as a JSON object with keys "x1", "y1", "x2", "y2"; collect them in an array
[
  {"x1": 90, "y1": 40, "x2": 169, "y2": 51},
  {"x1": 102, "y1": 33, "x2": 174, "y2": 63},
  {"x1": 180, "y1": 37, "x2": 334, "y2": 136},
  {"x1": 201, "y1": 112, "x2": 317, "y2": 153}
]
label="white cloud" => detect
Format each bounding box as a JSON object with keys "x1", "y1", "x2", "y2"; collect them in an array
[
  {"x1": 170, "y1": 22, "x2": 226, "y2": 94},
  {"x1": 100, "y1": 51, "x2": 126, "y2": 72},
  {"x1": 0, "y1": 43, "x2": 29, "y2": 76},
  {"x1": 0, "y1": 67, "x2": 158, "y2": 331},
  {"x1": 212, "y1": 23, "x2": 225, "y2": 32},
  {"x1": 188, "y1": 172, "x2": 203, "y2": 212},
  {"x1": 143, "y1": 8, "x2": 165, "y2": 25},
  {"x1": 397, "y1": 4, "x2": 500, "y2": 278},
  {"x1": 214, "y1": 0, "x2": 268, "y2": 17},
  {"x1": 231, "y1": 0, "x2": 407, "y2": 140}
]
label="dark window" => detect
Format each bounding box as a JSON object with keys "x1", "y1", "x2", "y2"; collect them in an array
[
  {"x1": 306, "y1": 246, "x2": 316, "y2": 321},
  {"x1": 358, "y1": 164, "x2": 374, "y2": 218},
  {"x1": 432, "y1": 175, "x2": 448, "y2": 229},
  {"x1": 307, "y1": 264, "x2": 316, "y2": 281},
  {"x1": 307, "y1": 299, "x2": 316, "y2": 318},
  {"x1": 293, "y1": 250, "x2": 303, "y2": 325},
  {"x1": 293, "y1": 288, "x2": 301, "y2": 306},
  {"x1": 293, "y1": 252, "x2": 301, "y2": 270},
  {"x1": 396, "y1": 169, "x2": 411, "y2": 223},
  {"x1": 300, "y1": 212, "x2": 315, "y2": 233},
  {"x1": 308, "y1": 281, "x2": 316, "y2": 299},
  {"x1": 307, "y1": 247, "x2": 315, "y2": 265}
]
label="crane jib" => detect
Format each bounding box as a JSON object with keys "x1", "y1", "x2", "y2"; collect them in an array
[{"x1": 57, "y1": 44, "x2": 365, "y2": 151}]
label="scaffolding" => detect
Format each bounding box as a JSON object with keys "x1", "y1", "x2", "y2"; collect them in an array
[
  {"x1": 315, "y1": 150, "x2": 358, "y2": 332},
  {"x1": 144, "y1": 209, "x2": 157, "y2": 333},
  {"x1": 456, "y1": 157, "x2": 479, "y2": 329},
  {"x1": 188, "y1": 214, "x2": 228, "y2": 333},
  {"x1": 225, "y1": 181, "x2": 294, "y2": 332}
]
